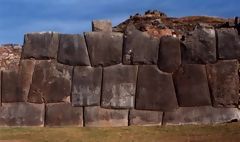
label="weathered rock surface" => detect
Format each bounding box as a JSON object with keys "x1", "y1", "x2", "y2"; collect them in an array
[
  {"x1": 217, "y1": 28, "x2": 240, "y2": 59},
  {"x1": 158, "y1": 36, "x2": 181, "y2": 73},
  {"x1": 101, "y1": 64, "x2": 138, "y2": 109},
  {"x1": 92, "y1": 20, "x2": 112, "y2": 32},
  {"x1": 84, "y1": 32, "x2": 123, "y2": 66},
  {"x1": 173, "y1": 64, "x2": 211, "y2": 106},
  {"x1": 129, "y1": 109, "x2": 163, "y2": 126},
  {"x1": 181, "y1": 26, "x2": 216, "y2": 64},
  {"x1": 206, "y1": 60, "x2": 239, "y2": 107},
  {"x1": 163, "y1": 106, "x2": 240, "y2": 125},
  {"x1": 84, "y1": 106, "x2": 128, "y2": 127},
  {"x1": 0, "y1": 103, "x2": 45, "y2": 126},
  {"x1": 0, "y1": 72, "x2": 1, "y2": 105},
  {"x1": 123, "y1": 25, "x2": 160, "y2": 64},
  {"x1": 72, "y1": 66, "x2": 102, "y2": 106},
  {"x1": 135, "y1": 65, "x2": 178, "y2": 111},
  {"x1": 46, "y1": 103, "x2": 83, "y2": 126},
  {"x1": 22, "y1": 32, "x2": 59, "y2": 59},
  {"x1": 58, "y1": 34, "x2": 90, "y2": 66},
  {"x1": 28, "y1": 60, "x2": 73, "y2": 103}
]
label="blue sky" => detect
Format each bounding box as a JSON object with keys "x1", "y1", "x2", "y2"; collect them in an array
[{"x1": 0, "y1": 0, "x2": 239, "y2": 44}]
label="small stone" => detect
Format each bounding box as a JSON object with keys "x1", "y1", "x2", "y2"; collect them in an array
[{"x1": 92, "y1": 20, "x2": 112, "y2": 32}]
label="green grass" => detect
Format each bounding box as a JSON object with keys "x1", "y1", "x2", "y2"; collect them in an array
[{"x1": 0, "y1": 123, "x2": 240, "y2": 142}]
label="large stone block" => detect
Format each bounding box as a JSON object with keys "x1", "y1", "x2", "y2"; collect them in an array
[
  {"x1": 58, "y1": 34, "x2": 90, "y2": 66},
  {"x1": 158, "y1": 36, "x2": 181, "y2": 73},
  {"x1": 101, "y1": 64, "x2": 138, "y2": 109},
  {"x1": 173, "y1": 64, "x2": 211, "y2": 106},
  {"x1": 129, "y1": 109, "x2": 163, "y2": 126},
  {"x1": 123, "y1": 25, "x2": 160, "y2": 64},
  {"x1": 0, "y1": 103, "x2": 45, "y2": 126},
  {"x1": 0, "y1": 71, "x2": 1, "y2": 105},
  {"x1": 84, "y1": 106, "x2": 128, "y2": 127},
  {"x1": 181, "y1": 26, "x2": 216, "y2": 64},
  {"x1": 206, "y1": 60, "x2": 239, "y2": 107},
  {"x1": 72, "y1": 66, "x2": 102, "y2": 106},
  {"x1": 92, "y1": 20, "x2": 112, "y2": 32},
  {"x1": 28, "y1": 60, "x2": 73, "y2": 103},
  {"x1": 84, "y1": 32, "x2": 123, "y2": 66},
  {"x1": 217, "y1": 28, "x2": 240, "y2": 59},
  {"x1": 46, "y1": 103, "x2": 83, "y2": 126},
  {"x1": 163, "y1": 106, "x2": 240, "y2": 125},
  {"x1": 22, "y1": 32, "x2": 59, "y2": 59},
  {"x1": 135, "y1": 65, "x2": 178, "y2": 111},
  {"x1": 2, "y1": 70, "x2": 19, "y2": 102}
]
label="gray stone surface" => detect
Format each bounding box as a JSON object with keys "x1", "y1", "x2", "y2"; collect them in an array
[
  {"x1": 28, "y1": 60, "x2": 73, "y2": 103},
  {"x1": 135, "y1": 65, "x2": 178, "y2": 111},
  {"x1": 129, "y1": 109, "x2": 163, "y2": 126},
  {"x1": 181, "y1": 26, "x2": 216, "y2": 64},
  {"x1": 0, "y1": 103, "x2": 45, "y2": 126},
  {"x1": 46, "y1": 103, "x2": 83, "y2": 126},
  {"x1": 158, "y1": 36, "x2": 181, "y2": 73},
  {"x1": 101, "y1": 64, "x2": 138, "y2": 109},
  {"x1": 84, "y1": 106, "x2": 128, "y2": 127},
  {"x1": 123, "y1": 25, "x2": 160, "y2": 64},
  {"x1": 92, "y1": 20, "x2": 112, "y2": 32},
  {"x1": 72, "y1": 66, "x2": 102, "y2": 106},
  {"x1": 84, "y1": 32, "x2": 123, "y2": 66},
  {"x1": 173, "y1": 64, "x2": 212, "y2": 107},
  {"x1": 58, "y1": 34, "x2": 90, "y2": 66},
  {"x1": 206, "y1": 60, "x2": 239, "y2": 107},
  {"x1": 22, "y1": 32, "x2": 59, "y2": 59},
  {"x1": 217, "y1": 28, "x2": 240, "y2": 59},
  {"x1": 163, "y1": 106, "x2": 240, "y2": 125}
]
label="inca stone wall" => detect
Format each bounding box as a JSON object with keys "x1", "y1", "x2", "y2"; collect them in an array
[{"x1": 0, "y1": 20, "x2": 240, "y2": 127}]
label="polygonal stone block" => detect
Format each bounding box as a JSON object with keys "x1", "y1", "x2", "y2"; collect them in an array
[
  {"x1": 129, "y1": 109, "x2": 163, "y2": 126},
  {"x1": 206, "y1": 60, "x2": 239, "y2": 107},
  {"x1": 84, "y1": 106, "x2": 128, "y2": 127},
  {"x1": 57, "y1": 34, "x2": 90, "y2": 66},
  {"x1": 101, "y1": 64, "x2": 138, "y2": 109},
  {"x1": 123, "y1": 25, "x2": 160, "y2": 64},
  {"x1": 92, "y1": 20, "x2": 112, "y2": 32},
  {"x1": 135, "y1": 65, "x2": 178, "y2": 111},
  {"x1": 217, "y1": 28, "x2": 240, "y2": 59},
  {"x1": 22, "y1": 32, "x2": 59, "y2": 59},
  {"x1": 0, "y1": 103, "x2": 45, "y2": 126},
  {"x1": 163, "y1": 106, "x2": 240, "y2": 125},
  {"x1": 173, "y1": 64, "x2": 211, "y2": 107},
  {"x1": 181, "y1": 27, "x2": 216, "y2": 64},
  {"x1": 46, "y1": 103, "x2": 83, "y2": 126},
  {"x1": 0, "y1": 71, "x2": 1, "y2": 105},
  {"x1": 71, "y1": 66, "x2": 102, "y2": 106},
  {"x1": 28, "y1": 60, "x2": 73, "y2": 103},
  {"x1": 84, "y1": 32, "x2": 123, "y2": 66},
  {"x1": 158, "y1": 36, "x2": 181, "y2": 73},
  {"x1": 2, "y1": 70, "x2": 18, "y2": 102}
]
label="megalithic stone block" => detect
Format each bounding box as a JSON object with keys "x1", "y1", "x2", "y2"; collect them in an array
[
  {"x1": 129, "y1": 109, "x2": 163, "y2": 126},
  {"x1": 135, "y1": 65, "x2": 178, "y2": 111},
  {"x1": 0, "y1": 103, "x2": 45, "y2": 126},
  {"x1": 72, "y1": 66, "x2": 102, "y2": 106},
  {"x1": 84, "y1": 32, "x2": 123, "y2": 67},
  {"x1": 22, "y1": 32, "x2": 59, "y2": 59},
  {"x1": 46, "y1": 103, "x2": 83, "y2": 126},
  {"x1": 158, "y1": 36, "x2": 181, "y2": 73},
  {"x1": 0, "y1": 71, "x2": 1, "y2": 105},
  {"x1": 173, "y1": 64, "x2": 211, "y2": 107},
  {"x1": 92, "y1": 20, "x2": 112, "y2": 32},
  {"x1": 28, "y1": 60, "x2": 73, "y2": 103},
  {"x1": 101, "y1": 64, "x2": 138, "y2": 109},
  {"x1": 163, "y1": 106, "x2": 240, "y2": 125},
  {"x1": 123, "y1": 25, "x2": 160, "y2": 65},
  {"x1": 84, "y1": 106, "x2": 129, "y2": 127},
  {"x1": 217, "y1": 28, "x2": 240, "y2": 59},
  {"x1": 206, "y1": 60, "x2": 239, "y2": 107},
  {"x1": 181, "y1": 26, "x2": 217, "y2": 64},
  {"x1": 58, "y1": 34, "x2": 91, "y2": 66}
]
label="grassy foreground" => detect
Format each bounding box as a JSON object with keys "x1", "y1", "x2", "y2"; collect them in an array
[{"x1": 0, "y1": 123, "x2": 240, "y2": 142}]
